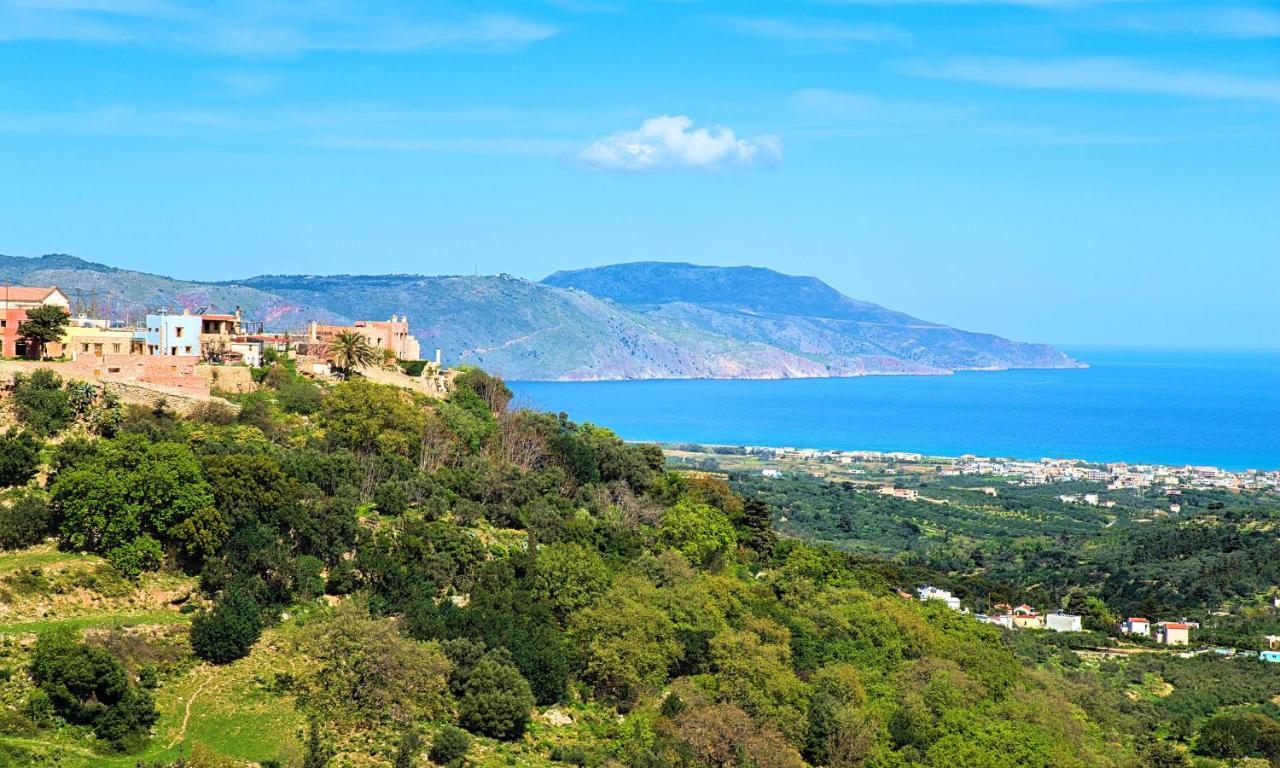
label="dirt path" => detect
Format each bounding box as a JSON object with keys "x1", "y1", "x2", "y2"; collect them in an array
[{"x1": 168, "y1": 671, "x2": 213, "y2": 749}]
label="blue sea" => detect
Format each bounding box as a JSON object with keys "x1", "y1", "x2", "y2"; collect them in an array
[{"x1": 511, "y1": 348, "x2": 1280, "y2": 471}]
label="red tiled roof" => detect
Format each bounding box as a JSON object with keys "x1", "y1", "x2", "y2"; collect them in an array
[
  {"x1": 201, "y1": 313, "x2": 237, "y2": 321},
  {"x1": 1128, "y1": 618, "x2": 1149, "y2": 623},
  {"x1": 1163, "y1": 623, "x2": 1190, "y2": 630},
  {"x1": 1, "y1": 285, "x2": 61, "y2": 303}
]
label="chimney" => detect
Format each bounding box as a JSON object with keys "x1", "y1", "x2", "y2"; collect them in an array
[
  {"x1": 435, "y1": 348, "x2": 442, "y2": 366},
  {"x1": 308, "y1": 320, "x2": 318, "y2": 342}
]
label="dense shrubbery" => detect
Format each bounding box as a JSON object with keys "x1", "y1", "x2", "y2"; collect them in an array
[
  {"x1": 28, "y1": 626, "x2": 158, "y2": 752},
  {"x1": 8, "y1": 362, "x2": 1263, "y2": 766},
  {"x1": 0, "y1": 429, "x2": 41, "y2": 488}
]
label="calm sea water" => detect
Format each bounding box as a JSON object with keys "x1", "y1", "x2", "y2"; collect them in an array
[{"x1": 511, "y1": 348, "x2": 1280, "y2": 471}]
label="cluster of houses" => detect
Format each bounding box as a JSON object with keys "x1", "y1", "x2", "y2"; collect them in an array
[
  {"x1": 0, "y1": 283, "x2": 433, "y2": 394},
  {"x1": 741, "y1": 444, "x2": 1278, "y2": 495},
  {"x1": 915, "y1": 586, "x2": 1208, "y2": 646}
]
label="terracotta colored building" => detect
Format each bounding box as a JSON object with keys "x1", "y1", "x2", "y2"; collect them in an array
[
  {"x1": 0, "y1": 285, "x2": 71, "y2": 357},
  {"x1": 306, "y1": 315, "x2": 421, "y2": 361}
]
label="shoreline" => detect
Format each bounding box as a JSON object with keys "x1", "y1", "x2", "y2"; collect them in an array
[{"x1": 655, "y1": 441, "x2": 1280, "y2": 491}]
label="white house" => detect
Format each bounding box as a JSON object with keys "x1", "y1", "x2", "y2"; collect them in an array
[
  {"x1": 917, "y1": 586, "x2": 961, "y2": 611},
  {"x1": 1045, "y1": 613, "x2": 1083, "y2": 633},
  {"x1": 1121, "y1": 617, "x2": 1151, "y2": 637}
]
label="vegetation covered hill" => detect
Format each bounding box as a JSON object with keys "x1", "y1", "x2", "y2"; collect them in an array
[
  {"x1": 1, "y1": 253, "x2": 1077, "y2": 380},
  {"x1": 0, "y1": 360, "x2": 1186, "y2": 768},
  {"x1": 0, "y1": 253, "x2": 344, "y2": 330},
  {"x1": 542, "y1": 262, "x2": 1081, "y2": 374}
]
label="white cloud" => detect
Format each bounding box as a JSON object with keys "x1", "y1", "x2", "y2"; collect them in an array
[
  {"x1": 903, "y1": 57, "x2": 1280, "y2": 103},
  {"x1": 579, "y1": 115, "x2": 782, "y2": 171}
]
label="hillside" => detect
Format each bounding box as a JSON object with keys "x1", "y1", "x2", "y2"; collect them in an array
[
  {"x1": 0, "y1": 364, "x2": 1153, "y2": 768},
  {"x1": 0, "y1": 253, "x2": 344, "y2": 329},
  {"x1": 1, "y1": 253, "x2": 1080, "y2": 380},
  {"x1": 543, "y1": 262, "x2": 1081, "y2": 375}
]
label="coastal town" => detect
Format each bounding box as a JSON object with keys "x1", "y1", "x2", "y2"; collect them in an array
[{"x1": 673, "y1": 443, "x2": 1280, "y2": 496}]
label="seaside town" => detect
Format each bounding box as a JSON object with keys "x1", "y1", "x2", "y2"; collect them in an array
[
  {"x1": 689, "y1": 444, "x2": 1280, "y2": 495},
  {"x1": 0, "y1": 283, "x2": 442, "y2": 401}
]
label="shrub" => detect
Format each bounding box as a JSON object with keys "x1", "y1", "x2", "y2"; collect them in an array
[
  {"x1": 28, "y1": 626, "x2": 158, "y2": 752},
  {"x1": 12, "y1": 369, "x2": 73, "y2": 436},
  {"x1": 373, "y1": 480, "x2": 410, "y2": 516},
  {"x1": 190, "y1": 587, "x2": 264, "y2": 664},
  {"x1": 457, "y1": 650, "x2": 535, "y2": 740},
  {"x1": 276, "y1": 379, "x2": 324, "y2": 415},
  {"x1": 106, "y1": 535, "x2": 164, "y2": 578},
  {"x1": 429, "y1": 725, "x2": 471, "y2": 766},
  {"x1": 0, "y1": 429, "x2": 42, "y2": 488},
  {"x1": 0, "y1": 490, "x2": 53, "y2": 549}
]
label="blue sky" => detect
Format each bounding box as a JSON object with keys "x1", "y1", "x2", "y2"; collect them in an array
[{"x1": 0, "y1": 0, "x2": 1277, "y2": 348}]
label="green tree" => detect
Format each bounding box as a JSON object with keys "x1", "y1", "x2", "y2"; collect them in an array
[
  {"x1": 190, "y1": 587, "x2": 264, "y2": 664},
  {"x1": 321, "y1": 378, "x2": 424, "y2": 458},
  {"x1": 301, "y1": 599, "x2": 453, "y2": 727},
  {"x1": 531, "y1": 542, "x2": 610, "y2": 619},
  {"x1": 0, "y1": 429, "x2": 42, "y2": 488},
  {"x1": 17, "y1": 304, "x2": 70, "y2": 359},
  {"x1": 568, "y1": 578, "x2": 682, "y2": 709},
  {"x1": 430, "y1": 725, "x2": 471, "y2": 767},
  {"x1": 29, "y1": 626, "x2": 158, "y2": 752},
  {"x1": 50, "y1": 434, "x2": 219, "y2": 571},
  {"x1": 327, "y1": 330, "x2": 380, "y2": 377},
  {"x1": 658, "y1": 499, "x2": 736, "y2": 568},
  {"x1": 0, "y1": 488, "x2": 54, "y2": 549},
  {"x1": 457, "y1": 649, "x2": 536, "y2": 740},
  {"x1": 11, "y1": 368, "x2": 73, "y2": 435}
]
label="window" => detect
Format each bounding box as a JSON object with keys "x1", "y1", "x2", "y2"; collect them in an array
[
  {"x1": 81, "y1": 343, "x2": 89, "y2": 352},
  {"x1": 175, "y1": 326, "x2": 184, "y2": 338},
  {"x1": 112, "y1": 343, "x2": 121, "y2": 353},
  {"x1": 0, "y1": 319, "x2": 6, "y2": 328}
]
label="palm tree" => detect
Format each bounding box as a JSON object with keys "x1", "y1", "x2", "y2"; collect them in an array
[{"x1": 328, "y1": 330, "x2": 380, "y2": 377}]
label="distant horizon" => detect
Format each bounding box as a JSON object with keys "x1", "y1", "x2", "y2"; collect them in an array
[{"x1": 3, "y1": 250, "x2": 1279, "y2": 352}]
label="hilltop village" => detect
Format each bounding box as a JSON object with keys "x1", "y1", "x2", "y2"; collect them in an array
[{"x1": 0, "y1": 283, "x2": 441, "y2": 401}]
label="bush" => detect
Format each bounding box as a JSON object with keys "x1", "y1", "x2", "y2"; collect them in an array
[
  {"x1": 106, "y1": 535, "x2": 164, "y2": 578},
  {"x1": 28, "y1": 626, "x2": 158, "y2": 752},
  {"x1": 374, "y1": 480, "x2": 410, "y2": 516},
  {"x1": 0, "y1": 429, "x2": 42, "y2": 488},
  {"x1": 12, "y1": 369, "x2": 73, "y2": 436},
  {"x1": 429, "y1": 725, "x2": 471, "y2": 766},
  {"x1": 190, "y1": 587, "x2": 264, "y2": 664},
  {"x1": 276, "y1": 380, "x2": 324, "y2": 415},
  {"x1": 457, "y1": 650, "x2": 535, "y2": 740},
  {"x1": 0, "y1": 490, "x2": 53, "y2": 549}
]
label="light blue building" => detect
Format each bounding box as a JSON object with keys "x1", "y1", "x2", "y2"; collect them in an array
[{"x1": 144, "y1": 312, "x2": 201, "y2": 357}]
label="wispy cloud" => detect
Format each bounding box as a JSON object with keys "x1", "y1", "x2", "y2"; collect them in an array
[
  {"x1": 0, "y1": 1, "x2": 556, "y2": 54},
  {"x1": 903, "y1": 57, "x2": 1280, "y2": 104},
  {"x1": 719, "y1": 16, "x2": 908, "y2": 45},
  {"x1": 314, "y1": 136, "x2": 575, "y2": 156},
  {"x1": 1103, "y1": 6, "x2": 1280, "y2": 39},
  {"x1": 579, "y1": 115, "x2": 782, "y2": 171}
]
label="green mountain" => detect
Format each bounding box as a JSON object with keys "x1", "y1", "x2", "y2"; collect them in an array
[
  {"x1": 0, "y1": 254, "x2": 1080, "y2": 380},
  {"x1": 543, "y1": 262, "x2": 1081, "y2": 375}
]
